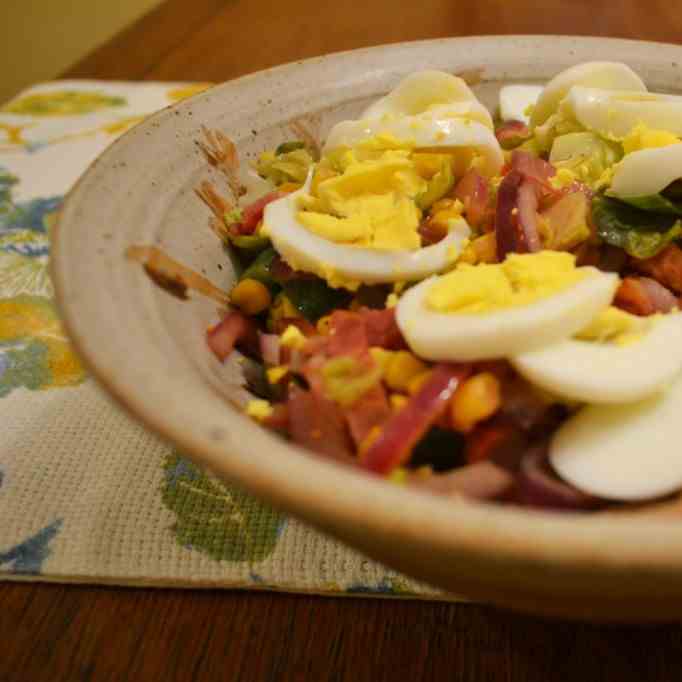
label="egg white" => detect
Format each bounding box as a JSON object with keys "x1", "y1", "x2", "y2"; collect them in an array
[
  {"x1": 530, "y1": 61, "x2": 646, "y2": 128},
  {"x1": 499, "y1": 85, "x2": 543, "y2": 124},
  {"x1": 263, "y1": 176, "x2": 471, "y2": 288},
  {"x1": 565, "y1": 86, "x2": 682, "y2": 139},
  {"x1": 550, "y1": 371, "x2": 682, "y2": 501},
  {"x1": 512, "y1": 314, "x2": 682, "y2": 404},
  {"x1": 395, "y1": 269, "x2": 619, "y2": 362},
  {"x1": 361, "y1": 70, "x2": 493, "y2": 128},
  {"x1": 323, "y1": 116, "x2": 503, "y2": 177},
  {"x1": 609, "y1": 142, "x2": 682, "y2": 198}
]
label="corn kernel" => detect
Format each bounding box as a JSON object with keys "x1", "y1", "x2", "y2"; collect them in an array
[
  {"x1": 246, "y1": 399, "x2": 274, "y2": 421},
  {"x1": 407, "y1": 370, "x2": 433, "y2": 395},
  {"x1": 266, "y1": 365, "x2": 289, "y2": 384},
  {"x1": 431, "y1": 203, "x2": 464, "y2": 230},
  {"x1": 460, "y1": 233, "x2": 497, "y2": 265},
  {"x1": 369, "y1": 347, "x2": 394, "y2": 374},
  {"x1": 431, "y1": 197, "x2": 456, "y2": 213},
  {"x1": 450, "y1": 372, "x2": 501, "y2": 433},
  {"x1": 316, "y1": 315, "x2": 332, "y2": 335},
  {"x1": 358, "y1": 425, "x2": 383, "y2": 459},
  {"x1": 230, "y1": 278, "x2": 271, "y2": 315},
  {"x1": 385, "y1": 292, "x2": 399, "y2": 308},
  {"x1": 389, "y1": 393, "x2": 408, "y2": 411},
  {"x1": 388, "y1": 468, "x2": 408, "y2": 485},
  {"x1": 385, "y1": 351, "x2": 428, "y2": 392}
]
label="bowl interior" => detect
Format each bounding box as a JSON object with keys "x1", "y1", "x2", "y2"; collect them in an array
[{"x1": 53, "y1": 36, "x2": 682, "y2": 620}]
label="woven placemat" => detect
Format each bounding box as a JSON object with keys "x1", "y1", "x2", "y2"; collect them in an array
[{"x1": 0, "y1": 80, "x2": 447, "y2": 599}]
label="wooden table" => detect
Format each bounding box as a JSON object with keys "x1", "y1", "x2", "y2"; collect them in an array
[{"x1": 4, "y1": 1, "x2": 682, "y2": 679}]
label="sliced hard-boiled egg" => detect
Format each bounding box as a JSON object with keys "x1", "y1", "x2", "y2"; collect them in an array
[
  {"x1": 263, "y1": 174, "x2": 470, "y2": 289},
  {"x1": 609, "y1": 142, "x2": 682, "y2": 198},
  {"x1": 512, "y1": 311, "x2": 682, "y2": 403},
  {"x1": 499, "y1": 85, "x2": 543, "y2": 124},
  {"x1": 395, "y1": 252, "x2": 620, "y2": 361},
  {"x1": 550, "y1": 372, "x2": 682, "y2": 501},
  {"x1": 323, "y1": 117, "x2": 503, "y2": 177},
  {"x1": 564, "y1": 86, "x2": 682, "y2": 138},
  {"x1": 530, "y1": 61, "x2": 646, "y2": 128},
  {"x1": 361, "y1": 70, "x2": 492, "y2": 128}
]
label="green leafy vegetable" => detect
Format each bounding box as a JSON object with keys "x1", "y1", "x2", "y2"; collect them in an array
[
  {"x1": 257, "y1": 148, "x2": 314, "y2": 184},
  {"x1": 240, "y1": 247, "x2": 280, "y2": 291},
  {"x1": 613, "y1": 193, "x2": 682, "y2": 215},
  {"x1": 283, "y1": 278, "x2": 351, "y2": 321},
  {"x1": 592, "y1": 195, "x2": 682, "y2": 258},
  {"x1": 230, "y1": 233, "x2": 271, "y2": 254},
  {"x1": 550, "y1": 132, "x2": 622, "y2": 188}
]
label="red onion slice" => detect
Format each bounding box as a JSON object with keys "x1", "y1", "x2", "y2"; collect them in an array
[
  {"x1": 362, "y1": 364, "x2": 470, "y2": 475},
  {"x1": 516, "y1": 445, "x2": 601, "y2": 511}
]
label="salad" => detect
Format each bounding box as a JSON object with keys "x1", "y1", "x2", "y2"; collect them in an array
[{"x1": 133, "y1": 63, "x2": 682, "y2": 512}]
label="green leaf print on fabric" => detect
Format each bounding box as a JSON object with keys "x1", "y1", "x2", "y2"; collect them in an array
[
  {"x1": 2, "y1": 91, "x2": 126, "y2": 117},
  {"x1": 0, "y1": 339, "x2": 50, "y2": 398},
  {"x1": 162, "y1": 453, "x2": 286, "y2": 562}
]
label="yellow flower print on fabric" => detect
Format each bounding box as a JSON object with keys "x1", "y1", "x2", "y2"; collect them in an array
[{"x1": 0, "y1": 295, "x2": 85, "y2": 397}]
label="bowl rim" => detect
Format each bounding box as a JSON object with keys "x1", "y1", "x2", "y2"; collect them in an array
[{"x1": 51, "y1": 35, "x2": 682, "y2": 598}]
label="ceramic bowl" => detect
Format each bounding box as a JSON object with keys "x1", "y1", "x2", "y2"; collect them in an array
[{"x1": 52, "y1": 36, "x2": 682, "y2": 621}]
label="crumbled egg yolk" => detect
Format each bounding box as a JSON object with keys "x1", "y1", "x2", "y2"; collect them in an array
[
  {"x1": 246, "y1": 399, "x2": 274, "y2": 420},
  {"x1": 297, "y1": 150, "x2": 426, "y2": 250},
  {"x1": 550, "y1": 167, "x2": 579, "y2": 190},
  {"x1": 575, "y1": 306, "x2": 652, "y2": 346},
  {"x1": 280, "y1": 324, "x2": 307, "y2": 349},
  {"x1": 426, "y1": 251, "x2": 586, "y2": 314},
  {"x1": 266, "y1": 365, "x2": 289, "y2": 384},
  {"x1": 622, "y1": 123, "x2": 680, "y2": 155}
]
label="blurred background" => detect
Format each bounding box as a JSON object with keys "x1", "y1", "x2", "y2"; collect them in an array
[{"x1": 1, "y1": 0, "x2": 163, "y2": 103}]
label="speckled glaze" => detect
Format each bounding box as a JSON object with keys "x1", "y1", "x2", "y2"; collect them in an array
[{"x1": 52, "y1": 37, "x2": 682, "y2": 621}]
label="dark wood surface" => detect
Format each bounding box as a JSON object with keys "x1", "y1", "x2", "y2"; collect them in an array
[{"x1": 4, "y1": 1, "x2": 682, "y2": 679}]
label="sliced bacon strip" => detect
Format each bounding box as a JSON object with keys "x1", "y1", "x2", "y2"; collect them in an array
[
  {"x1": 327, "y1": 310, "x2": 369, "y2": 356},
  {"x1": 614, "y1": 276, "x2": 679, "y2": 316},
  {"x1": 465, "y1": 420, "x2": 527, "y2": 466},
  {"x1": 207, "y1": 311, "x2": 259, "y2": 361},
  {"x1": 262, "y1": 403, "x2": 289, "y2": 433},
  {"x1": 631, "y1": 244, "x2": 682, "y2": 294},
  {"x1": 362, "y1": 364, "x2": 470, "y2": 475},
  {"x1": 259, "y1": 333, "x2": 281, "y2": 366},
  {"x1": 344, "y1": 384, "x2": 392, "y2": 447},
  {"x1": 510, "y1": 150, "x2": 556, "y2": 189},
  {"x1": 495, "y1": 120, "x2": 531, "y2": 149},
  {"x1": 454, "y1": 169, "x2": 490, "y2": 229},
  {"x1": 360, "y1": 307, "x2": 407, "y2": 350},
  {"x1": 287, "y1": 384, "x2": 354, "y2": 463},
  {"x1": 409, "y1": 461, "x2": 516, "y2": 501}
]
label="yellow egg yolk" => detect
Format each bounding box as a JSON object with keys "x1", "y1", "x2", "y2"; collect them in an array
[
  {"x1": 297, "y1": 150, "x2": 426, "y2": 250},
  {"x1": 426, "y1": 251, "x2": 586, "y2": 314},
  {"x1": 575, "y1": 306, "x2": 652, "y2": 346},
  {"x1": 622, "y1": 124, "x2": 680, "y2": 155}
]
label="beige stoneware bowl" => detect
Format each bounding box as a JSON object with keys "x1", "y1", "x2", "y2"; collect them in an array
[{"x1": 52, "y1": 36, "x2": 682, "y2": 621}]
